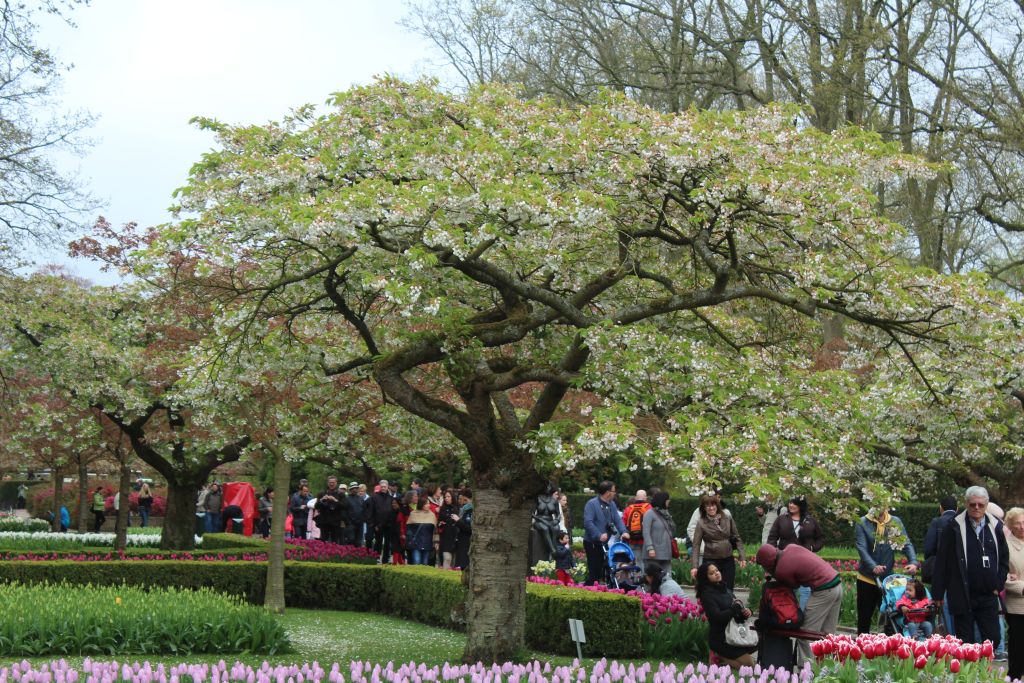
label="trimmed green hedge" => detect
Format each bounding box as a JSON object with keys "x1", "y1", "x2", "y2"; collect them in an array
[
  {"x1": 201, "y1": 533, "x2": 270, "y2": 549},
  {"x1": 526, "y1": 582, "x2": 644, "y2": 657},
  {"x1": 0, "y1": 560, "x2": 646, "y2": 657},
  {"x1": 374, "y1": 565, "x2": 644, "y2": 657},
  {"x1": 566, "y1": 493, "x2": 939, "y2": 551}
]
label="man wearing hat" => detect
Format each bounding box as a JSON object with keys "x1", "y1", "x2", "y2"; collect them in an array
[
  {"x1": 370, "y1": 479, "x2": 395, "y2": 561},
  {"x1": 315, "y1": 476, "x2": 347, "y2": 544},
  {"x1": 344, "y1": 481, "x2": 367, "y2": 546}
]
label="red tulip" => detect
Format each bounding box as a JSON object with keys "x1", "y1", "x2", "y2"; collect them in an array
[
  {"x1": 849, "y1": 646, "x2": 862, "y2": 661},
  {"x1": 980, "y1": 641, "x2": 993, "y2": 658},
  {"x1": 896, "y1": 644, "x2": 912, "y2": 660},
  {"x1": 949, "y1": 659, "x2": 961, "y2": 673},
  {"x1": 915, "y1": 655, "x2": 928, "y2": 669}
]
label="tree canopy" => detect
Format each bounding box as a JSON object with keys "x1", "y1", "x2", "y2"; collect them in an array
[{"x1": 138, "y1": 79, "x2": 1023, "y2": 661}]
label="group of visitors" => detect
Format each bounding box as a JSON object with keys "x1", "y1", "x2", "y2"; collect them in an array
[
  {"x1": 91, "y1": 479, "x2": 154, "y2": 532},
  {"x1": 285, "y1": 477, "x2": 476, "y2": 568}
]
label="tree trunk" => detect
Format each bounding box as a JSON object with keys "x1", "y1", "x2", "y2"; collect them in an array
[
  {"x1": 161, "y1": 479, "x2": 202, "y2": 550},
  {"x1": 264, "y1": 448, "x2": 291, "y2": 614},
  {"x1": 77, "y1": 458, "x2": 90, "y2": 533},
  {"x1": 113, "y1": 461, "x2": 131, "y2": 551},
  {"x1": 461, "y1": 486, "x2": 535, "y2": 663},
  {"x1": 51, "y1": 466, "x2": 64, "y2": 532}
]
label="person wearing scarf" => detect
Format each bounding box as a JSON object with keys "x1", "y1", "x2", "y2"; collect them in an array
[{"x1": 854, "y1": 508, "x2": 918, "y2": 634}]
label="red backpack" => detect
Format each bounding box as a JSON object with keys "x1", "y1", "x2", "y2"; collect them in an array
[{"x1": 760, "y1": 581, "x2": 804, "y2": 627}]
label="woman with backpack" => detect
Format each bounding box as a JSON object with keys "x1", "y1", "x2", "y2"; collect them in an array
[{"x1": 642, "y1": 491, "x2": 676, "y2": 575}]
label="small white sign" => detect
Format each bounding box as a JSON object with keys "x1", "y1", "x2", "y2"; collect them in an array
[{"x1": 569, "y1": 618, "x2": 586, "y2": 643}]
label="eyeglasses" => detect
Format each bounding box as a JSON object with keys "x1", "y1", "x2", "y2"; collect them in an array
[{"x1": 967, "y1": 502, "x2": 987, "y2": 508}]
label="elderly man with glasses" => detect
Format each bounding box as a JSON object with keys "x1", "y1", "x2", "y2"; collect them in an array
[{"x1": 932, "y1": 486, "x2": 1009, "y2": 644}]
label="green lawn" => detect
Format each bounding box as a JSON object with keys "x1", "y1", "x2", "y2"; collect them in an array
[{"x1": 0, "y1": 609, "x2": 664, "y2": 668}]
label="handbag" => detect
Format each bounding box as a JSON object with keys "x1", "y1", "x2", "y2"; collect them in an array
[
  {"x1": 670, "y1": 537, "x2": 680, "y2": 559},
  {"x1": 725, "y1": 616, "x2": 759, "y2": 647}
]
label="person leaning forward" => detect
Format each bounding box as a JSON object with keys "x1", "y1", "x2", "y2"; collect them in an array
[{"x1": 932, "y1": 486, "x2": 1008, "y2": 645}]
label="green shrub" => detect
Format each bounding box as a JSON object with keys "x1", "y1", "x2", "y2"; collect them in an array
[
  {"x1": 379, "y1": 565, "x2": 465, "y2": 629},
  {"x1": 0, "y1": 559, "x2": 658, "y2": 658},
  {"x1": 0, "y1": 581, "x2": 288, "y2": 655},
  {"x1": 201, "y1": 533, "x2": 269, "y2": 549},
  {"x1": 0, "y1": 481, "x2": 34, "y2": 509},
  {"x1": 525, "y1": 582, "x2": 645, "y2": 657},
  {"x1": 283, "y1": 562, "x2": 381, "y2": 610},
  {"x1": 0, "y1": 517, "x2": 50, "y2": 533}
]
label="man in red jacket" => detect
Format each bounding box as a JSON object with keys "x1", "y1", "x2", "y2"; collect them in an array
[{"x1": 756, "y1": 543, "x2": 843, "y2": 665}]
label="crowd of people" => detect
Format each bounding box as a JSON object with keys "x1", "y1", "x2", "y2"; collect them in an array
[
  {"x1": 197, "y1": 476, "x2": 479, "y2": 569},
  {"x1": 191, "y1": 473, "x2": 1022, "y2": 679},
  {"x1": 569, "y1": 482, "x2": 1021, "y2": 677}
]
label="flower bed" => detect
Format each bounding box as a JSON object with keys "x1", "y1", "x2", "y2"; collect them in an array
[
  {"x1": 0, "y1": 531, "x2": 201, "y2": 549},
  {"x1": 0, "y1": 535, "x2": 375, "y2": 563},
  {"x1": 527, "y1": 575, "x2": 708, "y2": 660},
  {"x1": 0, "y1": 659, "x2": 814, "y2": 682},
  {"x1": 0, "y1": 582, "x2": 288, "y2": 655},
  {"x1": 810, "y1": 633, "x2": 1002, "y2": 682}
]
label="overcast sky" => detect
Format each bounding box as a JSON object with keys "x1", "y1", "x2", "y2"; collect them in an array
[{"x1": 38, "y1": 1, "x2": 438, "y2": 283}]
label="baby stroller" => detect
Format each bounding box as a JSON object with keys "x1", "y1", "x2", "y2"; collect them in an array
[
  {"x1": 606, "y1": 541, "x2": 643, "y2": 590},
  {"x1": 878, "y1": 574, "x2": 934, "y2": 637}
]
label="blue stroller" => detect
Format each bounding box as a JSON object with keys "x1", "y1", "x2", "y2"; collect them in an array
[
  {"x1": 606, "y1": 541, "x2": 643, "y2": 590},
  {"x1": 878, "y1": 574, "x2": 935, "y2": 638}
]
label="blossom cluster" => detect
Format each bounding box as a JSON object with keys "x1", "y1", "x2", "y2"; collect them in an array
[
  {"x1": 0, "y1": 658, "x2": 815, "y2": 683},
  {"x1": 810, "y1": 632, "x2": 993, "y2": 672}
]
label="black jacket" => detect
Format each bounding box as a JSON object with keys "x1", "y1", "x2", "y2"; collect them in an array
[
  {"x1": 924, "y1": 510, "x2": 956, "y2": 558},
  {"x1": 699, "y1": 583, "x2": 752, "y2": 658},
  {"x1": 932, "y1": 511, "x2": 1008, "y2": 612},
  {"x1": 345, "y1": 492, "x2": 366, "y2": 527},
  {"x1": 315, "y1": 488, "x2": 346, "y2": 526},
  {"x1": 767, "y1": 514, "x2": 825, "y2": 552},
  {"x1": 369, "y1": 491, "x2": 394, "y2": 527}
]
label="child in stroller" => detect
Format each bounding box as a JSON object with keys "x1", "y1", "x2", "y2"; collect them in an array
[
  {"x1": 878, "y1": 574, "x2": 934, "y2": 637},
  {"x1": 606, "y1": 540, "x2": 643, "y2": 590},
  {"x1": 894, "y1": 578, "x2": 934, "y2": 640}
]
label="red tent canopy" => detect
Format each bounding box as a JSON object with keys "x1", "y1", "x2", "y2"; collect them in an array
[{"x1": 221, "y1": 482, "x2": 257, "y2": 536}]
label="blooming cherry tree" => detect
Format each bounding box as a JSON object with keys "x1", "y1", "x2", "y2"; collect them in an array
[{"x1": 149, "y1": 79, "x2": 1019, "y2": 662}]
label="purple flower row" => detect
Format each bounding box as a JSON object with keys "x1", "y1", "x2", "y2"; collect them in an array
[{"x1": 1, "y1": 658, "x2": 814, "y2": 683}]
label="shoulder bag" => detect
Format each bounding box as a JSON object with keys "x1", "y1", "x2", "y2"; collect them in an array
[{"x1": 725, "y1": 616, "x2": 759, "y2": 647}]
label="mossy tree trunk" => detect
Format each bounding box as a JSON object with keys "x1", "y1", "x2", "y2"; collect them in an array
[
  {"x1": 264, "y1": 445, "x2": 291, "y2": 614},
  {"x1": 76, "y1": 457, "x2": 90, "y2": 533},
  {"x1": 113, "y1": 458, "x2": 131, "y2": 551},
  {"x1": 50, "y1": 464, "x2": 64, "y2": 532}
]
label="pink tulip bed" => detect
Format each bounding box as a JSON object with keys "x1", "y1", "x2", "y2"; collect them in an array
[
  {"x1": 0, "y1": 539, "x2": 378, "y2": 564},
  {"x1": 0, "y1": 659, "x2": 816, "y2": 683},
  {"x1": 527, "y1": 576, "x2": 708, "y2": 661},
  {"x1": 810, "y1": 633, "x2": 1005, "y2": 682}
]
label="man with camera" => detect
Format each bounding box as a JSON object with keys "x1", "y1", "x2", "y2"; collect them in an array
[{"x1": 582, "y1": 481, "x2": 630, "y2": 585}]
